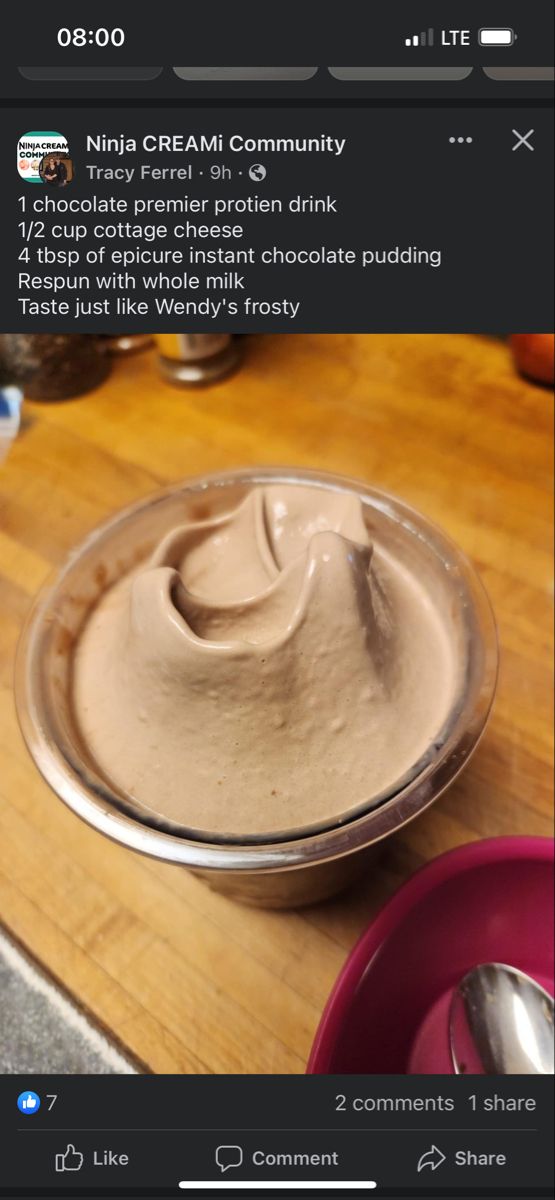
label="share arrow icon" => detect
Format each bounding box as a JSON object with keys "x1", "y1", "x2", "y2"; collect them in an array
[{"x1": 417, "y1": 1144, "x2": 447, "y2": 1173}]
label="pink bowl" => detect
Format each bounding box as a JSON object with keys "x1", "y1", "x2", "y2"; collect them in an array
[{"x1": 308, "y1": 837, "x2": 554, "y2": 1074}]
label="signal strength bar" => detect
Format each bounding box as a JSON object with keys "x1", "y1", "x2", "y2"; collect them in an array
[{"x1": 405, "y1": 28, "x2": 434, "y2": 47}]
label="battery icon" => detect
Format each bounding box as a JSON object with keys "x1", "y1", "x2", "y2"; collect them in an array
[{"x1": 479, "y1": 27, "x2": 516, "y2": 46}]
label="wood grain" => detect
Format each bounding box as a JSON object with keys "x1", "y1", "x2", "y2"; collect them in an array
[{"x1": 0, "y1": 334, "x2": 553, "y2": 1073}]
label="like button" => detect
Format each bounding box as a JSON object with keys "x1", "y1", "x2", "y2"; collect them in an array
[{"x1": 55, "y1": 1144, "x2": 84, "y2": 1173}]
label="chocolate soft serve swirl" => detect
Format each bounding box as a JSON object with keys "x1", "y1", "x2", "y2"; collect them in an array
[{"x1": 72, "y1": 484, "x2": 458, "y2": 840}]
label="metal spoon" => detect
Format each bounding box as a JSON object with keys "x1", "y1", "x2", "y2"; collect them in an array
[{"x1": 450, "y1": 963, "x2": 554, "y2": 1074}]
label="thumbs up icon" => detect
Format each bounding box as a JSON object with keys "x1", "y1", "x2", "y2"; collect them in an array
[
  {"x1": 17, "y1": 1090, "x2": 41, "y2": 1114},
  {"x1": 55, "y1": 1144, "x2": 84, "y2": 1172}
]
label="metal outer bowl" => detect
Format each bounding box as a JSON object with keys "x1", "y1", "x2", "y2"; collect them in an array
[{"x1": 14, "y1": 467, "x2": 499, "y2": 908}]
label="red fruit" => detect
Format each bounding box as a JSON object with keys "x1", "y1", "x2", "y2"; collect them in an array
[{"x1": 510, "y1": 334, "x2": 555, "y2": 385}]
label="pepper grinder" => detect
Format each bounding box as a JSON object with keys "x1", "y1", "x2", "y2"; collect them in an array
[
  {"x1": 0, "y1": 334, "x2": 111, "y2": 400},
  {"x1": 155, "y1": 334, "x2": 242, "y2": 385}
]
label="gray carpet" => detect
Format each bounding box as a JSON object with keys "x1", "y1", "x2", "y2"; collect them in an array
[{"x1": 0, "y1": 929, "x2": 137, "y2": 1074}]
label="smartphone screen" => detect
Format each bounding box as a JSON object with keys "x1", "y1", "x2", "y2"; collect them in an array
[{"x1": 0, "y1": 3, "x2": 553, "y2": 1198}]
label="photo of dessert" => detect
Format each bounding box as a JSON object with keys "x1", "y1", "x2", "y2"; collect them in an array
[
  {"x1": 0, "y1": 333, "x2": 553, "y2": 1075},
  {"x1": 69, "y1": 480, "x2": 466, "y2": 841},
  {"x1": 15, "y1": 467, "x2": 497, "y2": 908}
]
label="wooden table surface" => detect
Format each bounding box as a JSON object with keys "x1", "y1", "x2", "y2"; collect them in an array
[{"x1": 0, "y1": 334, "x2": 553, "y2": 1074}]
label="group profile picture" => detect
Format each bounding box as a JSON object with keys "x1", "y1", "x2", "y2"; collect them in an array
[
  {"x1": 39, "y1": 152, "x2": 74, "y2": 187},
  {"x1": 17, "y1": 131, "x2": 72, "y2": 184}
]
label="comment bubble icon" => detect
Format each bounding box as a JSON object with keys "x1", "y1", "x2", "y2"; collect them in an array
[{"x1": 215, "y1": 1145, "x2": 243, "y2": 1173}]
